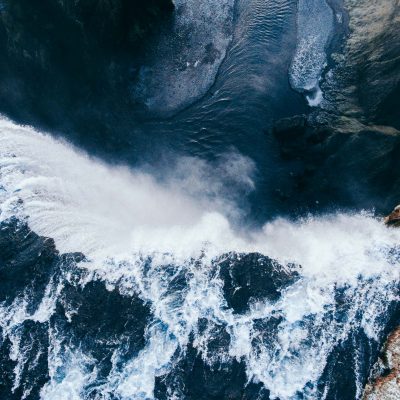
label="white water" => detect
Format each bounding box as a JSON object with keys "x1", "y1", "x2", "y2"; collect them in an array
[
  {"x1": 289, "y1": 0, "x2": 334, "y2": 106},
  {"x1": 0, "y1": 118, "x2": 399, "y2": 400}
]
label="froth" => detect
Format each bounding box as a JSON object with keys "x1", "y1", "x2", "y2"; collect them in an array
[
  {"x1": 1, "y1": 117, "x2": 400, "y2": 400},
  {"x1": 0, "y1": 117, "x2": 253, "y2": 259}
]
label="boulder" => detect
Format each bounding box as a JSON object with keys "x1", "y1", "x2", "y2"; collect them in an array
[
  {"x1": 385, "y1": 205, "x2": 400, "y2": 228},
  {"x1": 155, "y1": 340, "x2": 266, "y2": 400},
  {"x1": 217, "y1": 252, "x2": 299, "y2": 314}
]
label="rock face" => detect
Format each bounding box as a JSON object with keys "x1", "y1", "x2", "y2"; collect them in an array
[
  {"x1": 324, "y1": 0, "x2": 400, "y2": 129},
  {"x1": 270, "y1": 0, "x2": 400, "y2": 215},
  {"x1": 363, "y1": 327, "x2": 400, "y2": 400}
]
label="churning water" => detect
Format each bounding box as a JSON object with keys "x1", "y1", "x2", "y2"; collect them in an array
[{"x1": 0, "y1": 119, "x2": 399, "y2": 399}]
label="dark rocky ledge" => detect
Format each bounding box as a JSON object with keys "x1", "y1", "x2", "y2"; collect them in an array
[{"x1": 0, "y1": 218, "x2": 151, "y2": 399}]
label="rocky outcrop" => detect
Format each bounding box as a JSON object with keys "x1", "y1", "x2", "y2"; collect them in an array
[
  {"x1": 273, "y1": 0, "x2": 400, "y2": 214},
  {"x1": 324, "y1": 0, "x2": 400, "y2": 129},
  {"x1": 385, "y1": 205, "x2": 400, "y2": 228},
  {"x1": 217, "y1": 252, "x2": 299, "y2": 313},
  {"x1": 363, "y1": 327, "x2": 400, "y2": 400},
  {"x1": 362, "y1": 210, "x2": 400, "y2": 399}
]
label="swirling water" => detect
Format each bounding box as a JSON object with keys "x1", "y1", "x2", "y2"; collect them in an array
[{"x1": 0, "y1": 119, "x2": 399, "y2": 399}]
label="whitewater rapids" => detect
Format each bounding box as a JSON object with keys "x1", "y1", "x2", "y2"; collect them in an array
[{"x1": 0, "y1": 118, "x2": 399, "y2": 400}]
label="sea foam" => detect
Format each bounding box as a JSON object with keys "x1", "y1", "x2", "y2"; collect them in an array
[{"x1": 0, "y1": 118, "x2": 399, "y2": 399}]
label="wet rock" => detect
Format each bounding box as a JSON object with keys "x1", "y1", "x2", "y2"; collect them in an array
[
  {"x1": 273, "y1": 115, "x2": 331, "y2": 161},
  {"x1": 56, "y1": 279, "x2": 151, "y2": 371},
  {"x1": 269, "y1": 0, "x2": 400, "y2": 216},
  {"x1": 0, "y1": 337, "x2": 17, "y2": 400},
  {"x1": 0, "y1": 218, "x2": 152, "y2": 397},
  {"x1": 273, "y1": 114, "x2": 308, "y2": 139},
  {"x1": 363, "y1": 327, "x2": 400, "y2": 400},
  {"x1": 196, "y1": 318, "x2": 231, "y2": 360},
  {"x1": 217, "y1": 252, "x2": 299, "y2": 314},
  {"x1": 154, "y1": 340, "x2": 267, "y2": 400},
  {"x1": 272, "y1": 113, "x2": 400, "y2": 215},
  {"x1": 6, "y1": 321, "x2": 50, "y2": 400},
  {"x1": 0, "y1": 219, "x2": 81, "y2": 398},
  {"x1": 318, "y1": 330, "x2": 377, "y2": 400},
  {"x1": 385, "y1": 205, "x2": 400, "y2": 228},
  {"x1": 0, "y1": 218, "x2": 58, "y2": 307}
]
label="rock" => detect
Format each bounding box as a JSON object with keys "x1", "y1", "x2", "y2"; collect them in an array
[
  {"x1": 385, "y1": 205, "x2": 400, "y2": 228},
  {"x1": 216, "y1": 252, "x2": 299, "y2": 314},
  {"x1": 269, "y1": 1, "x2": 400, "y2": 216},
  {"x1": 271, "y1": 113, "x2": 400, "y2": 215},
  {"x1": 273, "y1": 115, "x2": 331, "y2": 160},
  {"x1": 55, "y1": 280, "x2": 151, "y2": 383},
  {"x1": 0, "y1": 219, "x2": 65, "y2": 398},
  {"x1": 363, "y1": 327, "x2": 400, "y2": 400},
  {"x1": 323, "y1": 0, "x2": 400, "y2": 129},
  {"x1": 272, "y1": 114, "x2": 308, "y2": 140},
  {"x1": 154, "y1": 340, "x2": 267, "y2": 400},
  {"x1": 0, "y1": 217, "x2": 59, "y2": 307}
]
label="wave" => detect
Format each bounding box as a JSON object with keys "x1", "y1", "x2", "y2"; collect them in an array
[{"x1": 0, "y1": 118, "x2": 399, "y2": 399}]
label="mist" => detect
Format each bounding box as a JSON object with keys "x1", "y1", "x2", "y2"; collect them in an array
[{"x1": 0, "y1": 117, "x2": 256, "y2": 257}]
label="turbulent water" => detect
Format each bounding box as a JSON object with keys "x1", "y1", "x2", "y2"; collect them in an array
[
  {"x1": 1, "y1": 0, "x2": 399, "y2": 399},
  {"x1": 0, "y1": 119, "x2": 399, "y2": 399}
]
